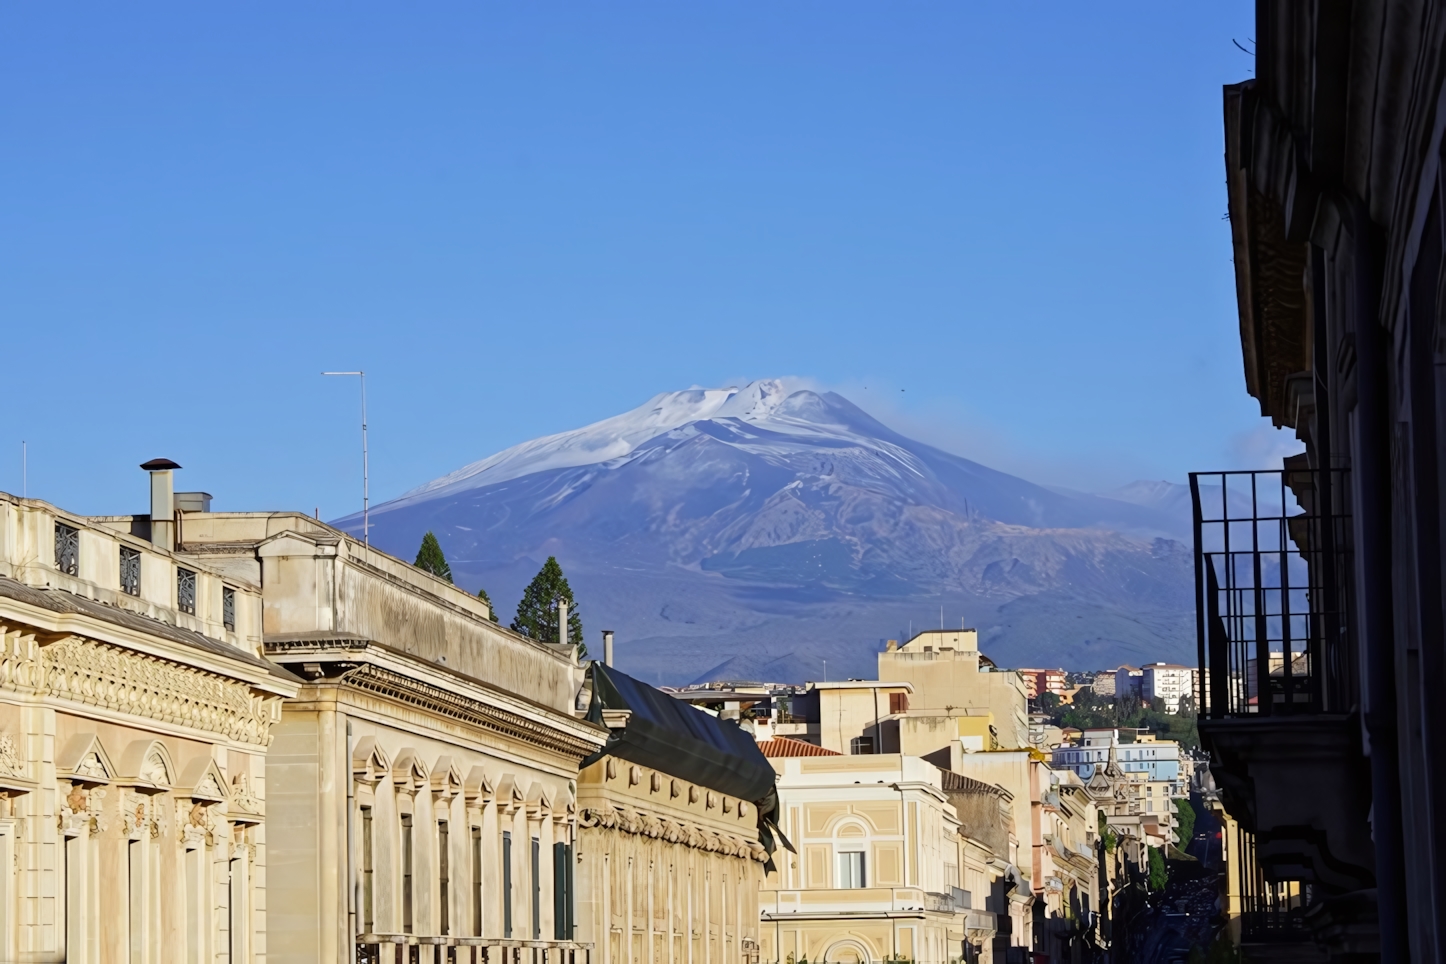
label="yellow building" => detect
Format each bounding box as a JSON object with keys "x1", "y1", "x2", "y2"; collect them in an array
[
  {"x1": 0, "y1": 481, "x2": 299, "y2": 963},
  {"x1": 575, "y1": 664, "x2": 771, "y2": 964},
  {"x1": 757, "y1": 748, "x2": 970, "y2": 964},
  {"x1": 877, "y1": 632, "x2": 1028, "y2": 753}
]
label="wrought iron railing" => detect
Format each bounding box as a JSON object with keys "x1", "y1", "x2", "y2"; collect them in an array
[
  {"x1": 1190, "y1": 468, "x2": 1353, "y2": 718},
  {"x1": 1229, "y1": 823, "x2": 1311, "y2": 942}
]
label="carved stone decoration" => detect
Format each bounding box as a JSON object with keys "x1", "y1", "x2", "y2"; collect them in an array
[
  {"x1": 193, "y1": 770, "x2": 223, "y2": 800},
  {"x1": 230, "y1": 773, "x2": 261, "y2": 818},
  {"x1": 13, "y1": 635, "x2": 284, "y2": 746},
  {"x1": 74, "y1": 752, "x2": 107, "y2": 780},
  {"x1": 139, "y1": 750, "x2": 170, "y2": 787},
  {"x1": 577, "y1": 806, "x2": 767, "y2": 863},
  {"x1": 0, "y1": 627, "x2": 44, "y2": 694},
  {"x1": 0, "y1": 734, "x2": 24, "y2": 777}
]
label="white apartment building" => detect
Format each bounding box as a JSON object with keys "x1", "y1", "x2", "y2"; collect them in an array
[{"x1": 1141, "y1": 663, "x2": 1196, "y2": 714}]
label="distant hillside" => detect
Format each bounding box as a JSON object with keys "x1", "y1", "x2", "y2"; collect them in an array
[{"x1": 337, "y1": 381, "x2": 1196, "y2": 683}]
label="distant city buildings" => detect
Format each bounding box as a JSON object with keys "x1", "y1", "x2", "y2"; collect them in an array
[
  {"x1": 1015, "y1": 668, "x2": 1067, "y2": 701},
  {"x1": 1140, "y1": 662, "x2": 1196, "y2": 714}
]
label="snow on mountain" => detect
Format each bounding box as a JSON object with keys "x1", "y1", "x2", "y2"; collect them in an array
[{"x1": 339, "y1": 381, "x2": 1197, "y2": 682}]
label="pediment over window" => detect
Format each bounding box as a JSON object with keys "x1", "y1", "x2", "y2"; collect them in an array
[
  {"x1": 56, "y1": 733, "x2": 117, "y2": 787},
  {"x1": 178, "y1": 756, "x2": 230, "y2": 804},
  {"x1": 352, "y1": 737, "x2": 391, "y2": 784},
  {"x1": 392, "y1": 748, "x2": 429, "y2": 792},
  {"x1": 120, "y1": 740, "x2": 175, "y2": 794}
]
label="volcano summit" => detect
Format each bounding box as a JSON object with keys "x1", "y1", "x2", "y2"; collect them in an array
[{"x1": 339, "y1": 380, "x2": 1194, "y2": 683}]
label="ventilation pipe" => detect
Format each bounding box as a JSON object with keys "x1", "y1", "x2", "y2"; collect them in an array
[
  {"x1": 557, "y1": 598, "x2": 569, "y2": 649},
  {"x1": 140, "y1": 458, "x2": 180, "y2": 550},
  {"x1": 603, "y1": 630, "x2": 614, "y2": 667}
]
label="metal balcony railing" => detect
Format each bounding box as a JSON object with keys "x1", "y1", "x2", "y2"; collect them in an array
[
  {"x1": 1190, "y1": 468, "x2": 1353, "y2": 718},
  {"x1": 1228, "y1": 823, "x2": 1311, "y2": 942}
]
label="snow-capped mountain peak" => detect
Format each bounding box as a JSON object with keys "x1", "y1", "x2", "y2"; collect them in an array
[
  {"x1": 346, "y1": 381, "x2": 1196, "y2": 683},
  {"x1": 395, "y1": 380, "x2": 872, "y2": 506}
]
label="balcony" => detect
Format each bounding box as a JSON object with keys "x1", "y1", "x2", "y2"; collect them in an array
[
  {"x1": 356, "y1": 938, "x2": 590, "y2": 964},
  {"x1": 1190, "y1": 469, "x2": 1374, "y2": 894},
  {"x1": 760, "y1": 887, "x2": 965, "y2": 918}
]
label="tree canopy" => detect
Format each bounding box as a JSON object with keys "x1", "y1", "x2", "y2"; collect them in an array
[
  {"x1": 1047, "y1": 688, "x2": 1200, "y2": 750},
  {"x1": 476, "y1": 587, "x2": 500, "y2": 623},
  {"x1": 511, "y1": 556, "x2": 586, "y2": 657},
  {"x1": 413, "y1": 531, "x2": 452, "y2": 583}
]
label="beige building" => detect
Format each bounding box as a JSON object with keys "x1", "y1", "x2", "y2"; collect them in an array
[
  {"x1": 128, "y1": 474, "x2": 608, "y2": 964},
  {"x1": 757, "y1": 751, "x2": 972, "y2": 964},
  {"x1": 575, "y1": 741, "x2": 768, "y2": 964},
  {"x1": 877, "y1": 632, "x2": 1028, "y2": 753},
  {"x1": 0, "y1": 484, "x2": 300, "y2": 963}
]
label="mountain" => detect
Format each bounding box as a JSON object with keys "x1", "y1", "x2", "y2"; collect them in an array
[{"x1": 337, "y1": 380, "x2": 1197, "y2": 683}]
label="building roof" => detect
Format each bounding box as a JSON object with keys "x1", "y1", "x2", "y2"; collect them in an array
[
  {"x1": 586, "y1": 663, "x2": 777, "y2": 802},
  {"x1": 758, "y1": 737, "x2": 841, "y2": 758},
  {"x1": 810, "y1": 680, "x2": 913, "y2": 692},
  {"x1": 0, "y1": 574, "x2": 300, "y2": 685}
]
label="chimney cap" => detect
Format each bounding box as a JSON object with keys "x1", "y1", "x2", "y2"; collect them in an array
[{"x1": 140, "y1": 458, "x2": 181, "y2": 471}]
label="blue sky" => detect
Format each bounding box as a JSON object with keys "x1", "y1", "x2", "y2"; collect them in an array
[{"x1": 0, "y1": 2, "x2": 1283, "y2": 519}]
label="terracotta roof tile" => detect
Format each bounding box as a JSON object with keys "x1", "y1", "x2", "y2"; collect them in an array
[{"x1": 758, "y1": 737, "x2": 841, "y2": 757}]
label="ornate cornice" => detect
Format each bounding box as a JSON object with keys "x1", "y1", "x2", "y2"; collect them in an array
[
  {"x1": 338, "y1": 663, "x2": 601, "y2": 759},
  {"x1": 578, "y1": 805, "x2": 767, "y2": 863},
  {"x1": 1, "y1": 625, "x2": 282, "y2": 746}
]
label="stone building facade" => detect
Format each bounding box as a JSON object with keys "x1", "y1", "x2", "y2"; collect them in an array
[
  {"x1": 162, "y1": 504, "x2": 606, "y2": 964},
  {"x1": 0, "y1": 485, "x2": 299, "y2": 963},
  {"x1": 758, "y1": 753, "x2": 968, "y2": 964},
  {"x1": 574, "y1": 754, "x2": 767, "y2": 964}
]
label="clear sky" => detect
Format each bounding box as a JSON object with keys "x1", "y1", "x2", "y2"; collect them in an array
[{"x1": 1, "y1": 2, "x2": 1284, "y2": 520}]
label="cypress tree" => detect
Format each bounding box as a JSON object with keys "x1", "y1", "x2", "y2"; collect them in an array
[
  {"x1": 413, "y1": 531, "x2": 453, "y2": 583},
  {"x1": 511, "y1": 556, "x2": 586, "y2": 657},
  {"x1": 476, "y1": 586, "x2": 500, "y2": 623}
]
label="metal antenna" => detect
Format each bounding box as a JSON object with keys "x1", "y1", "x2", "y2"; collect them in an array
[
  {"x1": 21, "y1": 441, "x2": 26, "y2": 498},
  {"x1": 322, "y1": 371, "x2": 369, "y2": 545}
]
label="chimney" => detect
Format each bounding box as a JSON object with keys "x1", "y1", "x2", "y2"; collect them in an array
[
  {"x1": 603, "y1": 630, "x2": 614, "y2": 667},
  {"x1": 557, "y1": 598, "x2": 569, "y2": 649},
  {"x1": 140, "y1": 458, "x2": 181, "y2": 550}
]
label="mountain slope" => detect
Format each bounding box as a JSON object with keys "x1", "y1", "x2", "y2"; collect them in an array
[{"x1": 338, "y1": 380, "x2": 1195, "y2": 682}]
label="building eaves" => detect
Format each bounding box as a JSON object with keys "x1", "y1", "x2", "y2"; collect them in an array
[{"x1": 0, "y1": 575, "x2": 300, "y2": 687}]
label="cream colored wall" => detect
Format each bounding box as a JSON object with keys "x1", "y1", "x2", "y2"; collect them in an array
[
  {"x1": 241, "y1": 527, "x2": 581, "y2": 713},
  {"x1": 0, "y1": 492, "x2": 293, "y2": 964},
  {"x1": 759, "y1": 755, "x2": 964, "y2": 964},
  {"x1": 877, "y1": 644, "x2": 1027, "y2": 752},
  {"x1": 814, "y1": 687, "x2": 906, "y2": 756},
  {"x1": 575, "y1": 756, "x2": 764, "y2": 964},
  {"x1": 0, "y1": 493, "x2": 266, "y2": 659},
  {"x1": 0, "y1": 638, "x2": 284, "y2": 964}
]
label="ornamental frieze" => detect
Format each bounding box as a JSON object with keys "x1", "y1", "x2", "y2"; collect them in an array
[
  {"x1": 0, "y1": 625, "x2": 281, "y2": 746},
  {"x1": 578, "y1": 805, "x2": 768, "y2": 863}
]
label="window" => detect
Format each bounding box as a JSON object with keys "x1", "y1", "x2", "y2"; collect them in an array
[
  {"x1": 401, "y1": 814, "x2": 413, "y2": 934},
  {"x1": 501, "y1": 832, "x2": 512, "y2": 938},
  {"x1": 888, "y1": 692, "x2": 909, "y2": 714},
  {"x1": 222, "y1": 587, "x2": 236, "y2": 631},
  {"x1": 849, "y1": 736, "x2": 875, "y2": 755},
  {"x1": 361, "y1": 806, "x2": 374, "y2": 933},
  {"x1": 836, "y1": 851, "x2": 865, "y2": 889},
  {"x1": 177, "y1": 567, "x2": 196, "y2": 615},
  {"x1": 120, "y1": 546, "x2": 141, "y2": 595},
  {"x1": 471, "y1": 827, "x2": 483, "y2": 936},
  {"x1": 439, "y1": 821, "x2": 450, "y2": 935},
  {"x1": 553, "y1": 842, "x2": 572, "y2": 940},
  {"x1": 531, "y1": 837, "x2": 541, "y2": 940},
  {"x1": 55, "y1": 522, "x2": 79, "y2": 575}
]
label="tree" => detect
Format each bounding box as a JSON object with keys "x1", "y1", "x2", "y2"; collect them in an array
[
  {"x1": 476, "y1": 587, "x2": 499, "y2": 623},
  {"x1": 1174, "y1": 797, "x2": 1197, "y2": 847},
  {"x1": 511, "y1": 556, "x2": 585, "y2": 657},
  {"x1": 1147, "y1": 845, "x2": 1167, "y2": 891},
  {"x1": 414, "y1": 532, "x2": 452, "y2": 583}
]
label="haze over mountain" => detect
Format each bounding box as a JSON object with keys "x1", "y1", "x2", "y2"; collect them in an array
[{"x1": 337, "y1": 381, "x2": 1196, "y2": 684}]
